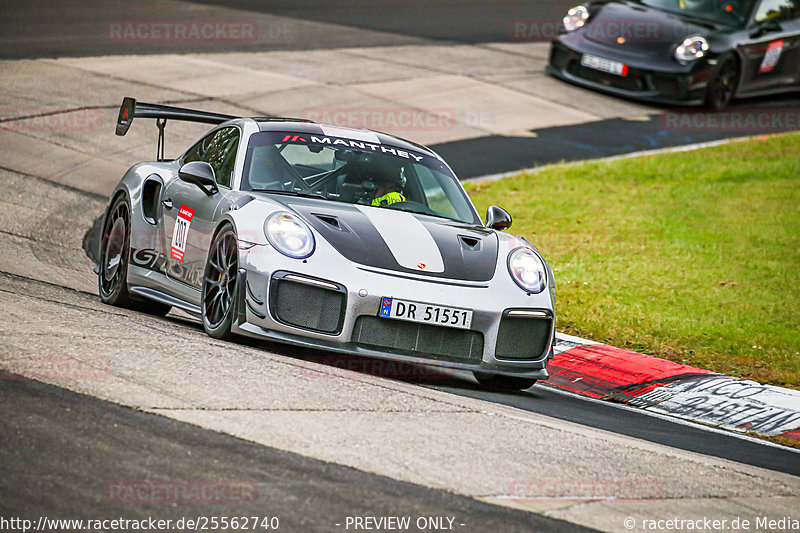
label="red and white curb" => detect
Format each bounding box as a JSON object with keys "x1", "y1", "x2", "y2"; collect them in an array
[{"x1": 551, "y1": 333, "x2": 800, "y2": 445}]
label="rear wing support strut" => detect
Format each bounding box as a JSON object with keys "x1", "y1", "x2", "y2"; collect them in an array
[
  {"x1": 115, "y1": 97, "x2": 235, "y2": 161},
  {"x1": 156, "y1": 118, "x2": 167, "y2": 162}
]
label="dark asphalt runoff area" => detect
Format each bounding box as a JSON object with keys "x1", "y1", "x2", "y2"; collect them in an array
[
  {"x1": 0, "y1": 374, "x2": 596, "y2": 533},
  {"x1": 434, "y1": 108, "x2": 800, "y2": 179}
]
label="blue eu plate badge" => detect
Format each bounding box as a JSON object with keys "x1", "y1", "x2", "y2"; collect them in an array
[{"x1": 379, "y1": 297, "x2": 393, "y2": 317}]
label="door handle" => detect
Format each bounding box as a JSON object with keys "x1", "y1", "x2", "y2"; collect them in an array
[{"x1": 162, "y1": 198, "x2": 173, "y2": 210}]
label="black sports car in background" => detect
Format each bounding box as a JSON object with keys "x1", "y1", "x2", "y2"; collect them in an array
[{"x1": 547, "y1": 0, "x2": 800, "y2": 108}]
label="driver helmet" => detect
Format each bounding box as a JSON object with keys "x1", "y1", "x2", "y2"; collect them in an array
[
  {"x1": 367, "y1": 158, "x2": 406, "y2": 191},
  {"x1": 679, "y1": 0, "x2": 707, "y2": 9}
]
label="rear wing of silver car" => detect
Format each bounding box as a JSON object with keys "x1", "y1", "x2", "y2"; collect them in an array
[{"x1": 115, "y1": 97, "x2": 236, "y2": 160}]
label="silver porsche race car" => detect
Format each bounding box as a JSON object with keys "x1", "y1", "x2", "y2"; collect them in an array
[{"x1": 99, "y1": 97, "x2": 555, "y2": 391}]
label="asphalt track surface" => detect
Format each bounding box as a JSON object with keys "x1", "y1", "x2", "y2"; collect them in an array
[
  {"x1": 0, "y1": 0, "x2": 568, "y2": 58},
  {"x1": 225, "y1": 345, "x2": 800, "y2": 478},
  {"x1": 426, "y1": 378, "x2": 800, "y2": 477},
  {"x1": 2, "y1": 1, "x2": 800, "y2": 529},
  {"x1": 189, "y1": 0, "x2": 570, "y2": 45},
  {"x1": 0, "y1": 375, "x2": 595, "y2": 532}
]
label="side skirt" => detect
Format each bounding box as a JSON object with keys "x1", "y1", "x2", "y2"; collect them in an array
[{"x1": 129, "y1": 286, "x2": 202, "y2": 317}]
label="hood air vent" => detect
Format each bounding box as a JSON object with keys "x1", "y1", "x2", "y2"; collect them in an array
[
  {"x1": 459, "y1": 235, "x2": 481, "y2": 251},
  {"x1": 314, "y1": 214, "x2": 348, "y2": 232}
]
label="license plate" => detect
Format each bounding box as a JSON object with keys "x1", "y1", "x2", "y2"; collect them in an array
[
  {"x1": 581, "y1": 54, "x2": 628, "y2": 76},
  {"x1": 379, "y1": 297, "x2": 473, "y2": 330}
]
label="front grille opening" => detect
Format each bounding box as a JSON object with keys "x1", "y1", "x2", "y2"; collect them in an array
[
  {"x1": 270, "y1": 277, "x2": 345, "y2": 334},
  {"x1": 649, "y1": 74, "x2": 681, "y2": 97},
  {"x1": 495, "y1": 315, "x2": 552, "y2": 361},
  {"x1": 352, "y1": 316, "x2": 483, "y2": 363}
]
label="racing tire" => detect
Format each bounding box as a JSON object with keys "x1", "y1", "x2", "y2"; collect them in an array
[
  {"x1": 704, "y1": 57, "x2": 739, "y2": 110},
  {"x1": 201, "y1": 225, "x2": 239, "y2": 340},
  {"x1": 473, "y1": 372, "x2": 537, "y2": 392},
  {"x1": 98, "y1": 195, "x2": 171, "y2": 316}
]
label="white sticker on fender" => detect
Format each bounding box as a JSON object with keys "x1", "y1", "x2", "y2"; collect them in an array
[
  {"x1": 170, "y1": 204, "x2": 195, "y2": 262},
  {"x1": 355, "y1": 206, "x2": 445, "y2": 272},
  {"x1": 759, "y1": 39, "x2": 784, "y2": 74}
]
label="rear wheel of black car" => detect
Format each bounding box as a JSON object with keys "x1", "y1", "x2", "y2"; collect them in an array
[
  {"x1": 473, "y1": 372, "x2": 537, "y2": 392},
  {"x1": 202, "y1": 225, "x2": 239, "y2": 340},
  {"x1": 705, "y1": 57, "x2": 738, "y2": 110},
  {"x1": 98, "y1": 195, "x2": 171, "y2": 316}
]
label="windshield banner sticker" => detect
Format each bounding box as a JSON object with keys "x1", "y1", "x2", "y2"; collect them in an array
[{"x1": 279, "y1": 134, "x2": 424, "y2": 162}]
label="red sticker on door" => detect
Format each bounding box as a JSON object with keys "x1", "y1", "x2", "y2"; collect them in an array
[
  {"x1": 759, "y1": 39, "x2": 784, "y2": 73},
  {"x1": 170, "y1": 205, "x2": 195, "y2": 262}
]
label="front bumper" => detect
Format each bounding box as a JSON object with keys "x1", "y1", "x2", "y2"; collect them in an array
[
  {"x1": 547, "y1": 40, "x2": 711, "y2": 106},
  {"x1": 233, "y1": 242, "x2": 555, "y2": 379}
]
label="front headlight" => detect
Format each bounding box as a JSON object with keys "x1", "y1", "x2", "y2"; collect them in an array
[
  {"x1": 264, "y1": 212, "x2": 315, "y2": 259},
  {"x1": 508, "y1": 247, "x2": 547, "y2": 293},
  {"x1": 563, "y1": 5, "x2": 589, "y2": 32},
  {"x1": 674, "y1": 36, "x2": 709, "y2": 62}
]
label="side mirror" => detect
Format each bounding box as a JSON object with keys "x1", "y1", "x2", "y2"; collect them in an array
[
  {"x1": 486, "y1": 205, "x2": 512, "y2": 230},
  {"x1": 750, "y1": 19, "x2": 782, "y2": 38},
  {"x1": 179, "y1": 161, "x2": 218, "y2": 195}
]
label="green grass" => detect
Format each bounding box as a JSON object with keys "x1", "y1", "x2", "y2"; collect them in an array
[{"x1": 465, "y1": 133, "x2": 800, "y2": 388}]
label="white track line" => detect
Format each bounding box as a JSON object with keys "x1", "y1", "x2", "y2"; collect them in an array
[
  {"x1": 425, "y1": 369, "x2": 800, "y2": 451},
  {"x1": 540, "y1": 383, "x2": 800, "y2": 453},
  {"x1": 463, "y1": 135, "x2": 761, "y2": 184}
]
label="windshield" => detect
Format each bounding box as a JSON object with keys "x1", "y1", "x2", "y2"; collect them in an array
[
  {"x1": 639, "y1": 0, "x2": 756, "y2": 28},
  {"x1": 241, "y1": 131, "x2": 481, "y2": 225}
]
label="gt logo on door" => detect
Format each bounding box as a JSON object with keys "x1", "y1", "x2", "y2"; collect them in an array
[{"x1": 170, "y1": 204, "x2": 195, "y2": 262}]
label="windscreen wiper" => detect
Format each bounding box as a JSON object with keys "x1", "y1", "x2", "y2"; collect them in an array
[
  {"x1": 251, "y1": 189, "x2": 332, "y2": 201},
  {"x1": 386, "y1": 205, "x2": 454, "y2": 222}
]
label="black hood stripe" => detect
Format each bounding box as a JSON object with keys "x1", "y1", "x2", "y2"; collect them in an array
[{"x1": 264, "y1": 194, "x2": 498, "y2": 281}]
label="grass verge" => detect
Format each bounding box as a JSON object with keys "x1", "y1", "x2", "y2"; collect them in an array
[{"x1": 464, "y1": 133, "x2": 800, "y2": 388}]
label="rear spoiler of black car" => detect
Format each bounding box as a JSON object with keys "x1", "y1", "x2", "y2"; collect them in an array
[{"x1": 115, "y1": 97, "x2": 236, "y2": 160}]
